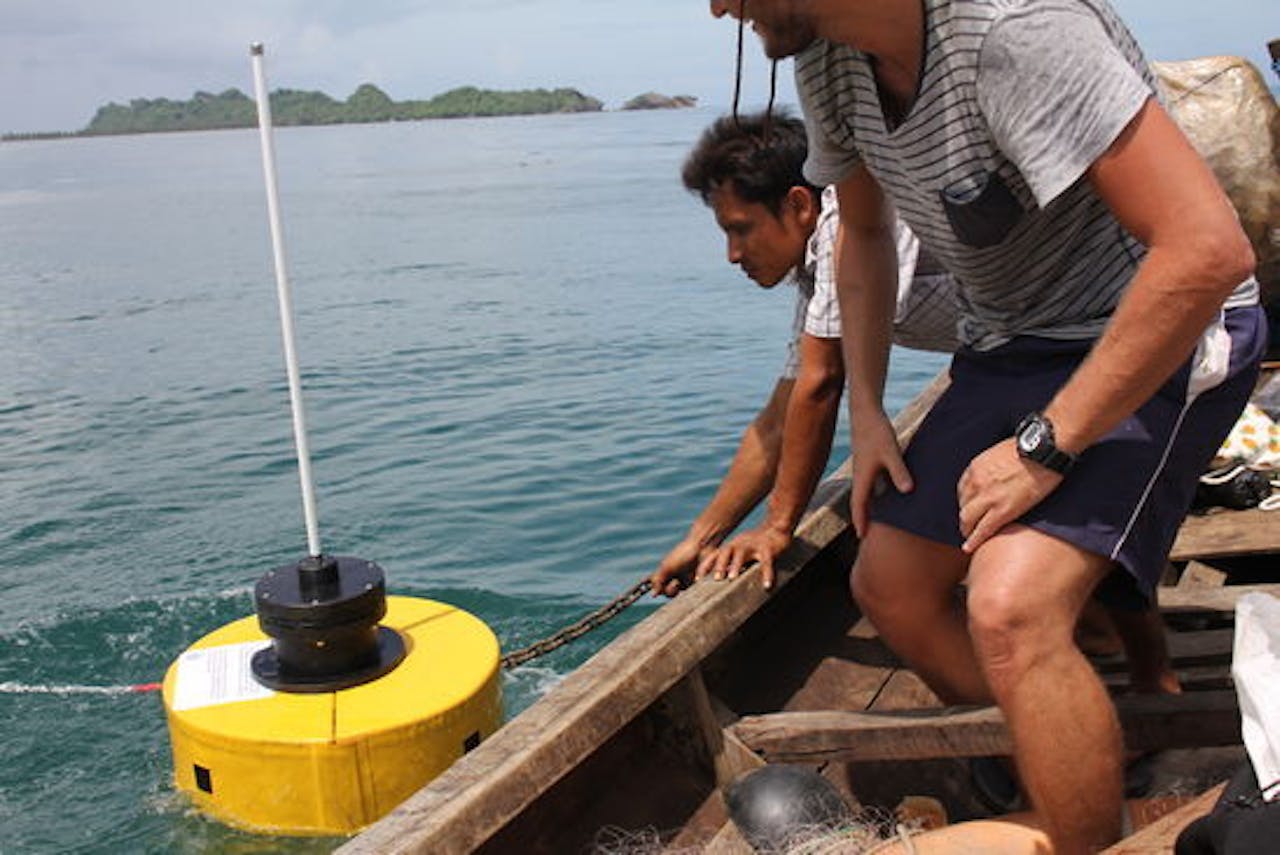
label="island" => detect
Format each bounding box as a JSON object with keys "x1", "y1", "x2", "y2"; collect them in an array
[
  {"x1": 2, "y1": 84, "x2": 605, "y2": 140},
  {"x1": 620, "y1": 92, "x2": 699, "y2": 111}
]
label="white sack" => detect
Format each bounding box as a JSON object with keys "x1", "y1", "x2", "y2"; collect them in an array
[{"x1": 1233, "y1": 592, "x2": 1280, "y2": 794}]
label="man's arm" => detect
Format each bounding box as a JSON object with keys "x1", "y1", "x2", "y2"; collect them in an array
[
  {"x1": 958, "y1": 98, "x2": 1256, "y2": 550},
  {"x1": 835, "y1": 165, "x2": 912, "y2": 537},
  {"x1": 701, "y1": 332, "x2": 844, "y2": 589},
  {"x1": 1047, "y1": 98, "x2": 1254, "y2": 449},
  {"x1": 650, "y1": 378, "x2": 793, "y2": 596}
]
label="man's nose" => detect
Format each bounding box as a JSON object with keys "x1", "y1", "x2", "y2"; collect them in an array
[
  {"x1": 727, "y1": 237, "x2": 743, "y2": 263},
  {"x1": 710, "y1": 1, "x2": 738, "y2": 20}
]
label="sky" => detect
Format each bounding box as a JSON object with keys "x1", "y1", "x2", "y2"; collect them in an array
[{"x1": 1, "y1": 0, "x2": 1276, "y2": 135}]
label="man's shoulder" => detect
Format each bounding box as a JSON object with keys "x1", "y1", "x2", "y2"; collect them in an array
[{"x1": 795, "y1": 38, "x2": 862, "y2": 89}]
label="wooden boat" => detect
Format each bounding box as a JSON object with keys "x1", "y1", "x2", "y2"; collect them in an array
[{"x1": 340, "y1": 366, "x2": 1280, "y2": 855}]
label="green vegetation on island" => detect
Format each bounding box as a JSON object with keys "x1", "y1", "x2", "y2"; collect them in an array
[{"x1": 3, "y1": 84, "x2": 605, "y2": 140}]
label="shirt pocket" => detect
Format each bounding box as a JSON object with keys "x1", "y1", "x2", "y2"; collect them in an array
[{"x1": 939, "y1": 170, "x2": 1024, "y2": 249}]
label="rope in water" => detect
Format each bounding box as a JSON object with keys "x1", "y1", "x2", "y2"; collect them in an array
[
  {"x1": 1, "y1": 579, "x2": 655, "y2": 694},
  {"x1": 0, "y1": 681, "x2": 162, "y2": 695}
]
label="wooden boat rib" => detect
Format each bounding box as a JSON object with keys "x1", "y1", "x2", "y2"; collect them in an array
[{"x1": 341, "y1": 367, "x2": 1278, "y2": 855}]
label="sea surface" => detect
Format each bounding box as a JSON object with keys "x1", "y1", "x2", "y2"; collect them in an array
[{"x1": 0, "y1": 109, "x2": 946, "y2": 853}]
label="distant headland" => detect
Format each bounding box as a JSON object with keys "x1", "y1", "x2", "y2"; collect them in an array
[
  {"x1": 621, "y1": 92, "x2": 699, "y2": 110},
  {"x1": 2, "y1": 85, "x2": 698, "y2": 141}
]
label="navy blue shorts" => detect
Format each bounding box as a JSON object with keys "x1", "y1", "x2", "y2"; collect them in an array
[{"x1": 872, "y1": 305, "x2": 1267, "y2": 608}]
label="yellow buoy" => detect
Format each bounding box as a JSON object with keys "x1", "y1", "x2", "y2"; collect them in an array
[
  {"x1": 164, "y1": 46, "x2": 503, "y2": 837},
  {"x1": 162, "y1": 558, "x2": 502, "y2": 836}
]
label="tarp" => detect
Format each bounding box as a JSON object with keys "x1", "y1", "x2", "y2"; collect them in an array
[{"x1": 1153, "y1": 56, "x2": 1280, "y2": 306}]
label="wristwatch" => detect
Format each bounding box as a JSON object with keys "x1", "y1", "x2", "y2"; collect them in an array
[{"x1": 1015, "y1": 412, "x2": 1076, "y2": 475}]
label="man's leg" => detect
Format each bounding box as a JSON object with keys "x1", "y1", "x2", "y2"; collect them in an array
[
  {"x1": 967, "y1": 524, "x2": 1122, "y2": 853},
  {"x1": 1076, "y1": 600, "x2": 1180, "y2": 694},
  {"x1": 1075, "y1": 600, "x2": 1123, "y2": 658},
  {"x1": 851, "y1": 522, "x2": 990, "y2": 705},
  {"x1": 1109, "y1": 605, "x2": 1179, "y2": 695}
]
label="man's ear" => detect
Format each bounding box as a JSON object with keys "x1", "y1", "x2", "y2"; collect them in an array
[{"x1": 785, "y1": 185, "x2": 819, "y2": 228}]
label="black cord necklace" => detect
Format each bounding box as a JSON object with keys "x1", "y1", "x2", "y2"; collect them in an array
[{"x1": 731, "y1": 0, "x2": 779, "y2": 143}]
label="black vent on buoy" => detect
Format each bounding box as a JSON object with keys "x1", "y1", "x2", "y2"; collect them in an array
[{"x1": 250, "y1": 554, "x2": 406, "y2": 693}]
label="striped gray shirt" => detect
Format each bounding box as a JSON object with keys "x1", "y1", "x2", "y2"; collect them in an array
[{"x1": 796, "y1": 0, "x2": 1256, "y2": 352}]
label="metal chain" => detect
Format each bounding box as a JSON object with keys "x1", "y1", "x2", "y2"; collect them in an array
[{"x1": 500, "y1": 578, "x2": 652, "y2": 669}]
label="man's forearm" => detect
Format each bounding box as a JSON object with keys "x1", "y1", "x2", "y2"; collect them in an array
[
  {"x1": 687, "y1": 433, "x2": 777, "y2": 546},
  {"x1": 1044, "y1": 248, "x2": 1249, "y2": 455},
  {"x1": 685, "y1": 380, "x2": 793, "y2": 547},
  {"x1": 833, "y1": 171, "x2": 899, "y2": 426},
  {"x1": 837, "y1": 218, "x2": 898, "y2": 425},
  {"x1": 761, "y1": 339, "x2": 844, "y2": 534},
  {"x1": 1045, "y1": 101, "x2": 1256, "y2": 455}
]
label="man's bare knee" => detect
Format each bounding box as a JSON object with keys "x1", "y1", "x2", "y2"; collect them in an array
[
  {"x1": 850, "y1": 526, "x2": 961, "y2": 625},
  {"x1": 967, "y1": 574, "x2": 1081, "y2": 699},
  {"x1": 849, "y1": 527, "x2": 898, "y2": 614},
  {"x1": 967, "y1": 582, "x2": 1042, "y2": 688},
  {"x1": 966, "y1": 528, "x2": 1109, "y2": 691}
]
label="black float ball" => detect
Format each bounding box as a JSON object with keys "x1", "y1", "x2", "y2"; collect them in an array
[{"x1": 726, "y1": 765, "x2": 854, "y2": 852}]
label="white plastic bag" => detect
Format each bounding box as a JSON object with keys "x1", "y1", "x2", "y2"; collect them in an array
[{"x1": 1233, "y1": 592, "x2": 1280, "y2": 795}]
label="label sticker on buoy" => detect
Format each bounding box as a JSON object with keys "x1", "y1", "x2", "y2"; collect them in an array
[{"x1": 172, "y1": 641, "x2": 275, "y2": 711}]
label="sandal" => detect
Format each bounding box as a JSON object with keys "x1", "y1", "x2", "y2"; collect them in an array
[
  {"x1": 970, "y1": 752, "x2": 1155, "y2": 813},
  {"x1": 970, "y1": 756, "x2": 1023, "y2": 814}
]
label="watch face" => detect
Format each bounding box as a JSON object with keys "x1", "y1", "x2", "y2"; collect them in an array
[{"x1": 1018, "y1": 419, "x2": 1045, "y2": 453}]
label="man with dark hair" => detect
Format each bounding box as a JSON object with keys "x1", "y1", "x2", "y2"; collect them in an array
[
  {"x1": 651, "y1": 109, "x2": 954, "y2": 595},
  {"x1": 703, "y1": 1, "x2": 1265, "y2": 850}
]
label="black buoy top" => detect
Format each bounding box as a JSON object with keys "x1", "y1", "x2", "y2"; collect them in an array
[
  {"x1": 255, "y1": 554, "x2": 386, "y2": 631},
  {"x1": 251, "y1": 554, "x2": 405, "y2": 693}
]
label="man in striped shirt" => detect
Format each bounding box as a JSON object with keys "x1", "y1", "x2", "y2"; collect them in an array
[
  {"x1": 707, "y1": 0, "x2": 1265, "y2": 850},
  {"x1": 651, "y1": 109, "x2": 955, "y2": 596}
]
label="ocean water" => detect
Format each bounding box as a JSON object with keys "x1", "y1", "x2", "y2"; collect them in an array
[{"x1": 0, "y1": 109, "x2": 946, "y2": 852}]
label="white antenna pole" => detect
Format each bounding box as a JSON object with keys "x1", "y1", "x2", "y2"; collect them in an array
[{"x1": 250, "y1": 42, "x2": 322, "y2": 558}]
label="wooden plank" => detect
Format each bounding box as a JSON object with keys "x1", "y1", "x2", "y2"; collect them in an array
[
  {"x1": 662, "y1": 789, "x2": 733, "y2": 853},
  {"x1": 703, "y1": 828, "x2": 750, "y2": 854},
  {"x1": 731, "y1": 691, "x2": 1239, "y2": 764},
  {"x1": 1102, "y1": 665, "x2": 1233, "y2": 693},
  {"x1": 1178, "y1": 560, "x2": 1228, "y2": 588},
  {"x1": 339, "y1": 376, "x2": 953, "y2": 854},
  {"x1": 1158, "y1": 583, "x2": 1280, "y2": 613},
  {"x1": 665, "y1": 669, "x2": 764, "y2": 789},
  {"x1": 1102, "y1": 783, "x2": 1225, "y2": 854},
  {"x1": 1117, "y1": 691, "x2": 1240, "y2": 753},
  {"x1": 702, "y1": 819, "x2": 754, "y2": 855},
  {"x1": 734, "y1": 705, "x2": 1013, "y2": 763},
  {"x1": 1171, "y1": 507, "x2": 1280, "y2": 561},
  {"x1": 867, "y1": 668, "x2": 941, "y2": 712},
  {"x1": 1165, "y1": 629, "x2": 1233, "y2": 667}
]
